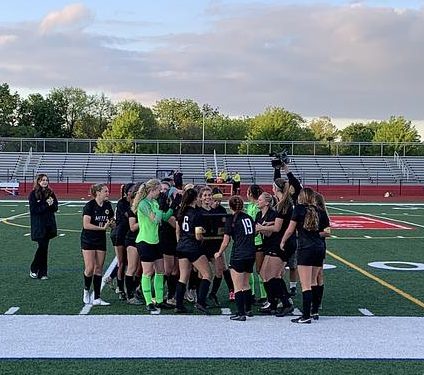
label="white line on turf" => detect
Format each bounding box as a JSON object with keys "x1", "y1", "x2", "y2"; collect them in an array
[
  {"x1": 221, "y1": 308, "x2": 231, "y2": 315},
  {"x1": 78, "y1": 256, "x2": 118, "y2": 316},
  {"x1": 359, "y1": 308, "x2": 374, "y2": 316},
  {"x1": 4, "y1": 307, "x2": 20, "y2": 315},
  {"x1": 364, "y1": 235, "x2": 372, "y2": 239}
]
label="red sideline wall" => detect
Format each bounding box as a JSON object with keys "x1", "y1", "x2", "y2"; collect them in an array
[{"x1": 3, "y1": 182, "x2": 423, "y2": 202}]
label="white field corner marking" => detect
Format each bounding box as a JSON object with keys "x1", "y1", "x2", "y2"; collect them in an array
[
  {"x1": 4, "y1": 307, "x2": 20, "y2": 315},
  {"x1": 359, "y1": 308, "x2": 374, "y2": 316}
]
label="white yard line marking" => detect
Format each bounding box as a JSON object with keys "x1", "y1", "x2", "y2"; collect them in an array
[
  {"x1": 220, "y1": 308, "x2": 232, "y2": 315},
  {"x1": 4, "y1": 307, "x2": 20, "y2": 315},
  {"x1": 329, "y1": 206, "x2": 424, "y2": 229},
  {"x1": 359, "y1": 308, "x2": 374, "y2": 316},
  {"x1": 364, "y1": 235, "x2": 372, "y2": 239},
  {"x1": 24, "y1": 233, "x2": 30, "y2": 236},
  {"x1": 59, "y1": 234, "x2": 66, "y2": 237},
  {"x1": 78, "y1": 256, "x2": 117, "y2": 316},
  {"x1": 397, "y1": 236, "x2": 405, "y2": 238}
]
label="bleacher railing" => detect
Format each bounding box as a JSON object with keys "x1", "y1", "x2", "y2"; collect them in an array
[{"x1": 0, "y1": 137, "x2": 424, "y2": 156}]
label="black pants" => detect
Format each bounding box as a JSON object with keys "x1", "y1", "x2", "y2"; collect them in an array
[{"x1": 30, "y1": 237, "x2": 50, "y2": 277}]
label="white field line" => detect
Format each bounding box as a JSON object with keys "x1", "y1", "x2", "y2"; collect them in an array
[
  {"x1": 4, "y1": 307, "x2": 20, "y2": 315},
  {"x1": 78, "y1": 256, "x2": 118, "y2": 315},
  {"x1": 359, "y1": 308, "x2": 374, "y2": 316},
  {"x1": 0, "y1": 201, "x2": 71, "y2": 223},
  {"x1": 328, "y1": 206, "x2": 424, "y2": 229},
  {"x1": 357, "y1": 215, "x2": 412, "y2": 230}
]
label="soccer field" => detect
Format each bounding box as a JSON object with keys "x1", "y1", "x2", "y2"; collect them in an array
[{"x1": 0, "y1": 200, "x2": 423, "y2": 373}]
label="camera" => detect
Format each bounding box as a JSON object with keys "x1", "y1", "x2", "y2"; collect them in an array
[{"x1": 269, "y1": 149, "x2": 291, "y2": 168}]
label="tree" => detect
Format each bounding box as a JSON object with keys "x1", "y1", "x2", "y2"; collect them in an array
[
  {"x1": 95, "y1": 100, "x2": 157, "y2": 153},
  {"x1": 240, "y1": 107, "x2": 312, "y2": 154},
  {"x1": 0, "y1": 83, "x2": 20, "y2": 136},
  {"x1": 339, "y1": 122, "x2": 380, "y2": 155},
  {"x1": 308, "y1": 116, "x2": 338, "y2": 141},
  {"x1": 48, "y1": 87, "x2": 90, "y2": 137},
  {"x1": 373, "y1": 116, "x2": 420, "y2": 155}
]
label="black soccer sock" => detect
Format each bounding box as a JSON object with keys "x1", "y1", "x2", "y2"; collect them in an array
[
  {"x1": 235, "y1": 291, "x2": 246, "y2": 316},
  {"x1": 223, "y1": 269, "x2": 234, "y2": 292},
  {"x1": 188, "y1": 269, "x2": 200, "y2": 290},
  {"x1": 243, "y1": 289, "x2": 252, "y2": 313},
  {"x1": 197, "y1": 279, "x2": 211, "y2": 307},
  {"x1": 210, "y1": 276, "x2": 223, "y2": 296},
  {"x1": 175, "y1": 281, "x2": 187, "y2": 309},
  {"x1": 134, "y1": 275, "x2": 141, "y2": 289},
  {"x1": 317, "y1": 284, "x2": 324, "y2": 308},
  {"x1": 110, "y1": 265, "x2": 118, "y2": 279},
  {"x1": 267, "y1": 279, "x2": 280, "y2": 310},
  {"x1": 302, "y1": 290, "x2": 312, "y2": 319},
  {"x1": 263, "y1": 281, "x2": 275, "y2": 309},
  {"x1": 125, "y1": 275, "x2": 134, "y2": 299},
  {"x1": 312, "y1": 285, "x2": 324, "y2": 313},
  {"x1": 93, "y1": 275, "x2": 102, "y2": 300},
  {"x1": 117, "y1": 277, "x2": 125, "y2": 293},
  {"x1": 84, "y1": 274, "x2": 93, "y2": 290},
  {"x1": 274, "y1": 278, "x2": 292, "y2": 307},
  {"x1": 167, "y1": 274, "x2": 178, "y2": 300}
]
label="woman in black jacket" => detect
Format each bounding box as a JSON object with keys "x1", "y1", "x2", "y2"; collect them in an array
[{"x1": 29, "y1": 173, "x2": 58, "y2": 280}]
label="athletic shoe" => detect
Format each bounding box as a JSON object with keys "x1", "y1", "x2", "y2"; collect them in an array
[
  {"x1": 156, "y1": 301, "x2": 173, "y2": 309},
  {"x1": 184, "y1": 289, "x2": 195, "y2": 303},
  {"x1": 275, "y1": 304, "x2": 295, "y2": 317},
  {"x1": 146, "y1": 303, "x2": 157, "y2": 312},
  {"x1": 40, "y1": 276, "x2": 49, "y2": 280},
  {"x1": 208, "y1": 294, "x2": 220, "y2": 307},
  {"x1": 246, "y1": 310, "x2": 254, "y2": 317},
  {"x1": 277, "y1": 301, "x2": 283, "y2": 309},
  {"x1": 261, "y1": 301, "x2": 271, "y2": 309},
  {"x1": 92, "y1": 298, "x2": 110, "y2": 306},
  {"x1": 166, "y1": 298, "x2": 177, "y2": 306},
  {"x1": 118, "y1": 291, "x2": 127, "y2": 301},
  {"x1": 311, "y1": 313, "x2": 319, "y2": 321},
  {"x1": 230, "y1": 314, "x2": 246, "y2": 321},
  {"x1": 115, "y1": 287, "x2": 121, "y2": 294},
  {"x1": 255, "y1": 297, "x2": 267, "y2": 306},
  {"x1": 194, "y1": 303, "x2": 210, "y2": 315},
  {"x1": 127, "y1": 297, "x2": 143, "y2": 305},
  {"x1": 289, "y1": 287, "x2": 297, "y2": 297},
  {"x1": 83, "y1": 289, "x2": 92, "y2": 304},
  {"x1": 229, "y1": 291, "x2": 235, "y2": 301},
  {"x1": 174, "y1": 306, "x2": 189, "y2": 314},
  {"x1": 291, "y1": 316, "x2": 311, "y2": 324},
  {"x1": 29, "y1": 271, "x2": 38, "y2": 279}
]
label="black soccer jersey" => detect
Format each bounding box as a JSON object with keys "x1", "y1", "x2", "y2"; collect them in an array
[
  {"x1": 224, "y1": 212, "x2": 256, "y2": 261},
  {"x1": 255, "y1": 208, "x2": 281, "y2": 252},
  {"x1": 125, "y1": 209, "x2": 138, "y2": 245},
  {"x1": 176, "y1": 206, "x2": 203, "y2": 254},
  {"x1": 81, "y1": 199, "x2": 114, "y2": 249},
  {"x1": 291, "y1": 204, "x2": 329, "y2": 251},
  {"x1": 115, "y1": 198, "x2": 131, "y2": 239}
]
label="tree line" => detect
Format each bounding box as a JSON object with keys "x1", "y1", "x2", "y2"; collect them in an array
[{"x1": 0, "y1": 83, "x2": 421, "y2": 155}]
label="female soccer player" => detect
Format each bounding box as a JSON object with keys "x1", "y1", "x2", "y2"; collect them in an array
[
  {"x1": 81, "y1": 183, "x2": 114, "y2": 306},
  {"x1": 111, "y1": 183, "x2": 134, "y2": 300},
  {"x1": 215, "y1": 196, "x2": 256, "y2": 321},
  {"x1": 280, "y1": 187, "x2": 330, "y2": 324},
  {"x1": 255, "y1": 191, "x2": 294, "y2": 317},
  {"x1": 133, "y1": 179, "x2": 173, "y2": 312},
  {"x1": 29, "y1": 173, "x2": 58, "y2": 280},
  {"x1": 175, "y1": 188, "x2": 212, "y2": 314}
]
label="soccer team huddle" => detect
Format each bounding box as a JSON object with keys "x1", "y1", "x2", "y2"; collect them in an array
[{"x1": 28, "y1": 166, "x2": 330, "y2": 324}]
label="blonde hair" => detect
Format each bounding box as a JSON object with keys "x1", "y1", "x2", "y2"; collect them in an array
[
  {"x1": 298, "y1": 188, "x2": 319, "y2": 231},
  {"x1": 90, "y1": 183, "x2": 107, "y2": 198},
  {"x1": 131, "y1": 179, "x2": 161, "y2": 213},
  {"x1": 260, "y1": 192, "x2": 273, "y2": 206}
]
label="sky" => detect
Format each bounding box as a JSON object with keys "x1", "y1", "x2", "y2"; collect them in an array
[{"x1": 1, "y1": 0, "x2": 424, "y2": 133}]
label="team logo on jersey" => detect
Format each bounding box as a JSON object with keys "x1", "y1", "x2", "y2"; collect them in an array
[{"x1": 105, "y1": 209, "x2": 109, "y2": 215}]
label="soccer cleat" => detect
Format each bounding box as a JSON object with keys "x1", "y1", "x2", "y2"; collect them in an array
[
  {"x1": 184, "y1": 289, "x2": 195, "y2": 302},
  {"x1": 255, "y1": 297, "x2": 267, "y2": 306},
  {"x1": 230, "y1": 314, "x2": 246, "y2": 321},
  {"x1": 104, "y1": 276, "x2": 116, "y2": 290},
  {"x1": 146, "y1": 303, "x2": 157, "y2": 312},
  {"x1": 156, "y1": 301, "x2": 173, "y2": 309},
  {"x1": 208, "y1": 294, "x2": 221, "y2": 307},
  {"x1": 92, "y1": 298, "x2": 110, "y2": 306},
  {"x1": 260, "y1": 301, "x2": 271, "y2": 310},
  {"x1": 115, "y1": 287, "x2": 121, "y2": 294},
  {"x1": 83, "y1": 289, "x2": 92, "y2": 305},
  {"x1": 127, "y1": 297, "x2": 143, "y2": 305},
  {"x1": 246, "y1": 310, "x2": 254, "y2": 317},
  {"x1": 40, "y1": 276, "x2": 49, "y2": 280},
  {"x1": 29, "y1": 271, "x2": 38, "y2": 279},
  {"x1": 228, "y1": 291, "x2": 235, "y2": 301},
  {"x1": 166, "y1": 298, "x2": 177, "y2": 306},
  {"x1": 289, "y1": 287, "x2": 297, "y2": 297},
  {"x1": 275, "y1": 304, "x2": 295, "y2": 317},
  {"x1": 118, "y1": 291, "x2": 127, "y2": 301},
  {"x1": 311, "y1": 313, "x2": 319, "y2": 320},
  {"x1": 194, "y1": 303, "x2": 210, "y2": 315},
  {"x1": 291, "y1": 316, "x2": 312, "y2": 324}
]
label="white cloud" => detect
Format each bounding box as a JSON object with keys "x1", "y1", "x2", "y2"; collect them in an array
[
  {"x1": 39, "y1": 3, "x2": 92, "y2": 34},
  {"x1": 1, "y1": 3, "x2": 423, "y2": 121},
  {"x1": 0, "y1": 34, "x2": 17, "y2": 45}
]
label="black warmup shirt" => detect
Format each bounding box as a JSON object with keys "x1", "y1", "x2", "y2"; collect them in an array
[
  {"x1": 81, "y1": 199, "x2": 114, "y2": 249},
  {"x1": 224, "y1": 212, "x2": 256, "y2": 261},
  {"x1": 292, "y1": 204, "x2": 329, "y2": 251},
  {"x1": 176, "y1": 206, "x2": 203, "y2": 254}
]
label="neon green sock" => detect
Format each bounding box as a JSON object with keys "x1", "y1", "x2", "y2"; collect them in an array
[
  {"x1": 141, "y1": 275, "x2": 152, "y2": 305},
  {"x1": 249, "y1": 273, "x2": 255, "y2": 296},
  {"x1": 154, "y1": 273, "x2": 164, "y2": 304},
  {"x1": 258, "y1": 275, "x2": 267, "y2": 299}
]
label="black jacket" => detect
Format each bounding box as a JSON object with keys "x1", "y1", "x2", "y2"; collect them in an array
[{"x1": 29, "y1": 189, "x2": 58, "y2": 241}]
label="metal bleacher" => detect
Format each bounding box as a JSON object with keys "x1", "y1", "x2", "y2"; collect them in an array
[{"x1": 0, "y1": 152, "x2": 423, "y2": 185}]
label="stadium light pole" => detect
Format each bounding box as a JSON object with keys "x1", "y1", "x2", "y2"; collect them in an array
[{"x1": 202, "y1": 109, "x2": 205, "y2": 154}]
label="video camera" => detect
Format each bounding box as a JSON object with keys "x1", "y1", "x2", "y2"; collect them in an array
[{"x1": 269, "y1": 149, "x2": 291, "y2": 168}]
